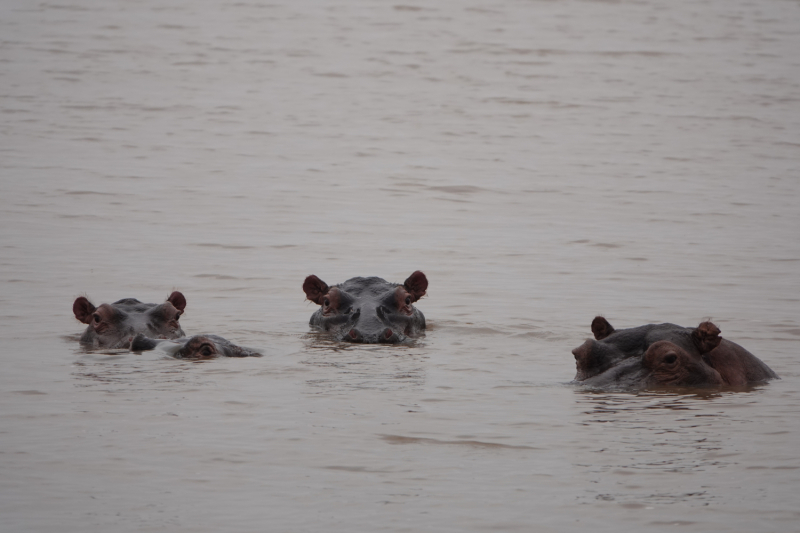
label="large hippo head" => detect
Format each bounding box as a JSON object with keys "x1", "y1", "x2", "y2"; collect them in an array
[
  {"x1": 303, "y1": 271, "x2": 428, "y2": 344},
  {"x1": 131, "y1": 333, "x2": 261, "y2": 359},
  {"x1": 571, "y1": 317, "x2": 721, "y2": 382},
  {"x1": 73, "y1": 292, "x2": 186, "y2": 349},
  {"x1": 572, "y1": 317, "x2": 778, "y2": 388}
]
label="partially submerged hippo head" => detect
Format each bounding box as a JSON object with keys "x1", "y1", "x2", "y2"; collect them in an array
[
  {"x1": 131, "y1": 333, "x2": 261, "y2": 359},
  {"x1": 571, "y1": 317, "x2": 713, "y2": 382},
  {"x1": 642, "y1": 340, "x2": 724, "y2": 387},
  {"x1": 572, "y1": 317, "x2": 778, "y2": 388},
  {"x1": 303, "y1": 271, "x2": 428, "y2": 343},
  {"x1": 73, "y1": 292, "x2": 186, "y2": 349}
]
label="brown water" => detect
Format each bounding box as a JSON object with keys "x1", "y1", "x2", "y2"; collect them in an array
[{"x1": 2, "y1": 0, "x2": 800, "y2": 531}]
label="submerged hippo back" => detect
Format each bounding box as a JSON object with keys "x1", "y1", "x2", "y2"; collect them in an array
[{"x1": 703, "y1": 339, "x2": 778, "y2": 386}]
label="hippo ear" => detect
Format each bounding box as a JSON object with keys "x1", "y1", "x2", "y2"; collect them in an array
[
  {"x1": 591, "y1": 316, "x2": 615, "y2": 340},
  {"x1": 303, "y1": 275, "x2": 329, "y2": 305},
  {"x1": 403, "y1": 271, "x2": 428, "y2": 302},
  {"x1": 692, "y1": 321, "x2": 721, "y2": 353},
  {"x1": 167, "y1": 291, "x2": 187, "y2": 311},
  {"x1": 73, "y1": 297, "x2": 96, "y2": 324}
]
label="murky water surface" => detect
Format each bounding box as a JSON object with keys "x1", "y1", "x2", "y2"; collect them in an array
[{"x1": 2, "y1": 0, "x2": 799, "y2": 531}]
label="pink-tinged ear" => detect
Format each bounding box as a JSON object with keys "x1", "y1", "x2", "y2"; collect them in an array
[
  {"x1": 591, "y1": 316, "x2": 615, "y2": 340},
  {"x1": 692, "y1": 321, "x2": 721, "y2": 353},
  {"x1": 167, "y1": 291, "x2": 187, "y2": 311},
  {"x1": 303, "y1": 275, "x2": 329, "y2": 305},
  {"x1": 73, "y1": 297, "x2": 96, "y2": 324},
  {"x1": 403, "y1": 271, "x2": 428, "y2": 302}
]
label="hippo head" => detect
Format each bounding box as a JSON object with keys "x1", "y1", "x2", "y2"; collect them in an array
[
  {"x1": 73, "y1": 292, "x2": 186, "y2": 349},
  {"x1": 303, "y1": 271, "x2": 428, "y2": 344},
  {"x1": 642, "y1": 340, "x2": 724, "y2": 387},
  {"x1": 131, "y1": 333, "x2": 261, "y2": 359},
  {"x1": 572, "y1": 317, "x2": 722, "y2": 382}
]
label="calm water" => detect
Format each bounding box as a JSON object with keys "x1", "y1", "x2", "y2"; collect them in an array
[{"x1": 2, "y1": 0, "x2": 799, "y2": 531}]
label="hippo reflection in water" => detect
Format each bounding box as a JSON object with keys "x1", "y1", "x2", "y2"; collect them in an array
[
  {"x1": 572, "y1": 317, "x2": 778, "y2": 388},
  {"x1": 303, "y1": 271, "x2": 428, "y2": 343},
  {"x1": 73, "y1": 292, "x2": 187, "y2": 349},
  {"x1": 131, "y1": 333, "x2": 262, "y2": 359}
]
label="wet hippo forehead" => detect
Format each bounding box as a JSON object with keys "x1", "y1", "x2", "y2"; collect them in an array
[
  {"x1": 601, "y1": 322, "x2": 698, "y2": 354},
  {"x1": 337, "y1": 277, "x2": 402, "y2": 298}
]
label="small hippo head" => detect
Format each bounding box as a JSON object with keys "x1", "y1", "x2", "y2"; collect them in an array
[
  {"x1": 642, "y1": 340, "x2": 724, "y2": 387},
  {"x1": 73, "y1": 292, "x2": 186, "y2": 349},
  {"x1": 303, "y1": 271, "x2": 428, "y2": 344},
  {"x1": 572, "y1": 317, "x2": 722, "y2": 382},
  {"x1": 131, "y1": 333, "x2": 261, "y2": 359}
]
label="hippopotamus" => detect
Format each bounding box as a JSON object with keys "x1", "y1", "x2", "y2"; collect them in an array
[
  {"x1": 571, "y1": 317, "x2": 778, "y2": 388},
  {"x1": 131, "y1": 333, "x2": 261, "y2": 358},
  {"x1": 303, "y1": 271, "x2": 428, "y2": 343},
  {"x1": 72, "y1": 292, "x2": 186, "y2": 349}
]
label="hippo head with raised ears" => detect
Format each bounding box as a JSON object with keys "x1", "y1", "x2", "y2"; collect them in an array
[
  {"x1": 572, "y1": 317, "x2": 777, "y2": 388},
  {"x1": 572, "y1": 317, "x2": 723, "y2": 382},
  {"x1": 303, "y1": 271, "x2": 428, "y2": 344},
  {"x1": 73, "y1": 291, "x2": 187, "y2": 349}
]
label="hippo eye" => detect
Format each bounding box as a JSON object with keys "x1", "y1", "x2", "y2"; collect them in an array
[
  {"x1": 93, "y1": 314, "x2": 101, "y2": 323},
  {"x1": 175, "y1": 312, "x2": 181, "y2": 320},
  {"x1": 663, "y1": 354, "x2": 678, "y2": 365},
  {"x1": 405, "y1": 296, "x2": 411, "y2": 305},
  {"x1": 324, "y1": 298, "x2": 330, "y2": 307}
]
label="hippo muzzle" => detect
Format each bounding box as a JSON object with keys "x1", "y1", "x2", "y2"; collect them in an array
[{"x1": 340, "y1": 305, "x2": 409, "y2": 343}]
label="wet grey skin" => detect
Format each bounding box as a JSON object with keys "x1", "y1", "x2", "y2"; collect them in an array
[
  {"x1": 303, "y1": 271, "x2": 428, "y2": 344},
  {"x1": 572, "y1": 317, "x2": 778, "y2": 388},
  {"x1": 72, "y1": 292, "x2": 186, "y2": 349},
  {"x1": 131, "y1": 333, "x2": 262, "y2": 359}
]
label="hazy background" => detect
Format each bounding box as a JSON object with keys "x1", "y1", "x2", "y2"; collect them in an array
[{"x1": 1, "y1": 0, "x2": 799, "y2": 531}]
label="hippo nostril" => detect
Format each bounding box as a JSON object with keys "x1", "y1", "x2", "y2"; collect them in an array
[
  {"x1": 384, "y1": 328, "x2": 393, "y2": 339},
  {"x1": 349, "y1": 329, "x2": 358, "y2": 340}
]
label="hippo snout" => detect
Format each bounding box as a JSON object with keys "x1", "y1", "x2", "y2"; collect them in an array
[
  {"x1": 131, "y1": 333, "x2": 160, "y2": 351},
  {"x1": 572, "y1": 339, "x2": 593, "y2": 360},
  {"x1": 379, "y1": 327, "x2": 403, "y2": 344},
  {"x1": 572, "y1": 339, "x2": 601, "y2": 382},
  {"x1": 341, "y1": 326, "x2": 405, "y2": 344},
  {"x1": 344, "y1": 328, "x2": 364, "y2": 343}
]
